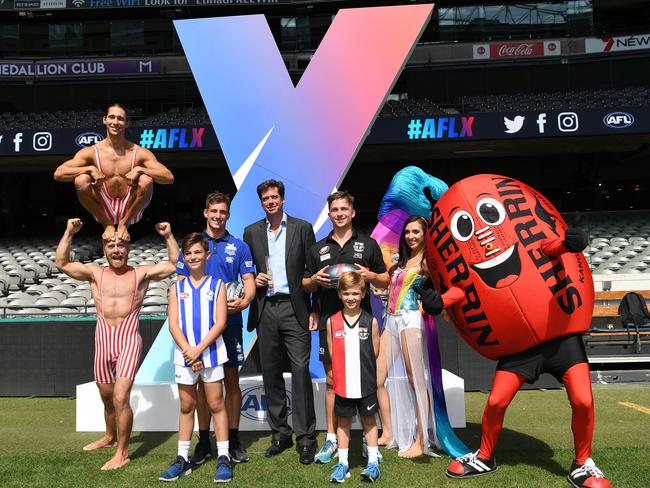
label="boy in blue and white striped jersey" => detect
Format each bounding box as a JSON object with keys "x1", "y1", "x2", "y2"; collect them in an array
[{"x1": 160, "y1": 232, "x2": 232, "y2": 483}]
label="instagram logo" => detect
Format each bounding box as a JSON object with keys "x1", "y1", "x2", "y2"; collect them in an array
[
  {"x1": 557, "y1": 112, "x2": 579, "y2": 132},
  {"x1": 33, "y1": 132, "x2": 52, "y2": 151}
]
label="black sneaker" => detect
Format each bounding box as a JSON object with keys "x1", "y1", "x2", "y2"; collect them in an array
[
  {"x1": 229, "y1": 443, "x2": 250, "y2": 463},
  {"x1": 446, "y1": 451, "x2": 497, "y2": 479},
  {"x1": 190, "y1": 442, "x2": 213, "y2": 465},
  {"x1": 567, "y1": 458, "x2": 611, "y2": 488}
]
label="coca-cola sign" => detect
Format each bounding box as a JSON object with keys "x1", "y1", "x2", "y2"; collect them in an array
[
  {"x1": 473, "y1": 40, "x2": 560, "y2": 60},
  {"x1": 492, "y1": 42, "x2": 543, "y2": 58}
]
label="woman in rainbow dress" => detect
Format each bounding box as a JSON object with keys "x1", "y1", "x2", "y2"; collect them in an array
[{"x1": 384, "y1": 215, "x2": 467, "y2": 459}]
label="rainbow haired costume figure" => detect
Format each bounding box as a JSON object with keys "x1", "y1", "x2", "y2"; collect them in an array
[{"x1": 370, "y1": 166, "x2": 469, "y2": 458}]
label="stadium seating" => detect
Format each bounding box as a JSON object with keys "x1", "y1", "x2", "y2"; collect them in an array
[
  {"x1": 579, "y1": 212, "x2": 650, "y2": 275},
  {"x1": 0, "y1": 236, "x2": 173, "y2": 318},
  {"x1": 2, "y1": 86, "x2": 648, "y2": 129},
  {"x1": 2, "y1": 211, "x2": 650, "y2": 317},
  {"x1": 457, "y1": 86, "x2": 650, "y2": 114},
  {"x1": 376, "y1": 86, "x2": 650, "y2": 118},
  {"x1": 0, "y1": 106, "x2": 207, "y2": 130}
]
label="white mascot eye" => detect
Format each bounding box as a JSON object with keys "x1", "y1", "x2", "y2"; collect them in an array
[
  {"x1": 476, "y1": 198, "x2": 506, "y2": 226},
  {"x1": 450, "y1": 211, "x2": 475, "y2": 242}
]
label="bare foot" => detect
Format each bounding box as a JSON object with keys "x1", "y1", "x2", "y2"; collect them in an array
[
  {"x1": 399, "y1": 442, "x2": 424, "y2": 458},
  {"x1": 102, "y1": 225, "x2": 116, "y2": 241},
  {"x1": 100, "y1": 452, "x2": 130, "y2": 470},
  {"x1": 115, "y1": 223, "x2": 130, "y2": 242},
  {"x1": 83, "y1": 436, "x2": 116, "y2": 451},
  {"x1": 378, "y1": 435, "x2": 393, "y2": 446}
]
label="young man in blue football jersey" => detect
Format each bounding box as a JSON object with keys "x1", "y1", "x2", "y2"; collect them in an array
[
  {"x1": 160, "y1": 233, "x2": 232, "y2": 483},
  {"x1": 177, "y1": 192, "x2": 256, "y2": 464}
]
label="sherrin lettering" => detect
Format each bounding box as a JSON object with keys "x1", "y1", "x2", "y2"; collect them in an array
[{"x1": 425, "y1": 174, "x2": 593, "y2": 360}]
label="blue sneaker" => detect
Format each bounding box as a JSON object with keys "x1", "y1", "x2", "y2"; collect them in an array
[
  {"x1": 214, "y1": 455, "x2": 232, "y2": 483},
  {"x1": 330, "y1": 463, "x2": 350, "y2": 483},
  {"x1": 315, "y1": 440, "x2": 338, "y2": 464},
  {"x1": 159, "y1": 456, "x2": 192, "y2": 482},
  {"x1": 360, "y1": 462, "x2": 380, "y2": 482}
]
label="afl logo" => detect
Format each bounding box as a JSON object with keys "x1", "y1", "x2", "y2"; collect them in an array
[
  {"x1": 241, "y1": 385, "x2": 292, "y2": 422},
  {"x1": 75, "y1": 132, "x2": 104, "y2": 147},
  {"x1": 603, "y1": 112, "x2": 634, "y2": 129}
]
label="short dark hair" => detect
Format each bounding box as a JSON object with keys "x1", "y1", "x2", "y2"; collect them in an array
[
  {"x1": 338, "y1": 271, "x2": 365, "y2": 292},
  {"x1": 327, "y1": 190, "x2": 354, "y2": 209},
  {"x1": 104, "y1": 103, "x2": 129, "y2": 120},
  {"x1": 205, "y1": 191, "x2": 231, "y2": 211},
  {"x1": 181, "y1": 232, "x2": 208, "y2": 255},
  {"x1": 256, "y1": 179, "x2": 285, "y2": 200}
]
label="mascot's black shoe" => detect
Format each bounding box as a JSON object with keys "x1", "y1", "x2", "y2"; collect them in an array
[
  {"x1": 446, "y1": 451, "x2": 497, "y2": 479},
  {"x1": 567, "y1": 458, "x2": 612, "y2": 488}
]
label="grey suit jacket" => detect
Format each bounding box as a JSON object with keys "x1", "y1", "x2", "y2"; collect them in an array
[{"x1": 243, "y1": 214, "x2": 316, "y2": 332}]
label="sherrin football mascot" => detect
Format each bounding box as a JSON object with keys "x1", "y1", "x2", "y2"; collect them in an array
[{"x1": 419, "y1": 174, "x2": 611, "y2": 488}]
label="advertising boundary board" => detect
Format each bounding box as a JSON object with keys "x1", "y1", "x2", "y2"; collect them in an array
[
  {"x1": 1, "y1": 107, "x2": 648, "y2": 156},
  {"x1": 75, "y1": 371, "x2": 467, "y2": 431},
  {"x1": 0, "y1": 316, "x2": 164, "y2": 396}
]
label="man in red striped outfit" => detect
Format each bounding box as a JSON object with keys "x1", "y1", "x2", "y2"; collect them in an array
[
  {"x1": 55, "y1": 217, "x2": 179, "y2": 470},
  {"x1": 54, "y1": 103, "x2": 174, "y2": 243}
]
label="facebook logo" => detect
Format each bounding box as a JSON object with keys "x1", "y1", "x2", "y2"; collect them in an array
[
  {"x1": 13, "y1": 132, "x2": 23, "y2": 152},
  {"x1": 537, "y1": 113, "x2": 547, "y2": 133}
]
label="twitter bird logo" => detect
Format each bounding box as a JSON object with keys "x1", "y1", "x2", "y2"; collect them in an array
[{"x1": 504, "y1": 115, "x2": 525, "y2": 134}]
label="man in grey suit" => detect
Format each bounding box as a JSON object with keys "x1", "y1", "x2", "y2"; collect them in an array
[{"x1": 243, "y1": 179, "x2": 318, "y2": 464}]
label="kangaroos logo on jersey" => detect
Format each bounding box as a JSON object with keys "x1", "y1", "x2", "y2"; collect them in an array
[
  {"x1": 241, "y1": 385, "x2": 292, "y2": 422},
  {"x1": 225, "y1": 243, "x2": 237, "y2": 256}
]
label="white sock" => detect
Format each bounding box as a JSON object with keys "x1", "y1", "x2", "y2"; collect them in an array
[
  {"x1": 178, "y1": 440, "x2": 191, "y2": 462},
  {"x1": 367, "y1": 446, "x2": 379, "y2": 464},
  {"x1": 216, "y1": 440, "x2": 230, "y2": 459},
  {"x1": 326, "y1": 432, "x2": 337, "y2": 445},
  {"x1": 338, "y1": 448, "x2": 349, "y2": 466}
]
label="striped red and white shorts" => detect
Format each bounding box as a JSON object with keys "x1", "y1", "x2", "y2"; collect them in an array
[
  {"x1": 94, "y1": 310, "x2": 142, "y2": 383},
  {"x1": 98, "y1": 186, "x2": 151, "y2": 226}
]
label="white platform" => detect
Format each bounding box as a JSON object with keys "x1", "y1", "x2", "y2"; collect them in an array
[{"x1": 76, "y1": 370, "x2": 466, "y2": 432}]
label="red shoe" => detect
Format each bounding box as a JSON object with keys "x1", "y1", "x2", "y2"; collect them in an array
[
  {"x1": 447, "y1": 451, "x2": 497, "y2": 479},
  {"x1": 567, "y1": 458, "x2": 612, "y2": 488}
]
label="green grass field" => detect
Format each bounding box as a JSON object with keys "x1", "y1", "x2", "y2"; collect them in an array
[{"x1": 1, "y1": 384, "x2": 649, "y2": 487}]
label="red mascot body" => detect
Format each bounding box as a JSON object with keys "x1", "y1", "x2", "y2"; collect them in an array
[{"x1": 424, "y1": 174, "x2": 611, "y2": 488}]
